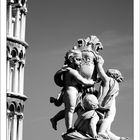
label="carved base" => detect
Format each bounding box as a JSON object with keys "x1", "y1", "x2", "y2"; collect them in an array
[{"x1": 62, "y1": 131, "x2": 110, "y2": 140}]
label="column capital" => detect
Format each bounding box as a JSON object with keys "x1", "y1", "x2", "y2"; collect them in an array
[
  {"x1": 7, "y1": 0, "x2": 14, "y2": 5},
  {"x1": 16, "y1": 112, "x2": 24, "y2": 119},
  {"x1": 9, "y1": 57, "x2": 20, "y2": 68},
  {"x1": 20, "y1": 6, "x2": 28, "y2": 15},
  {"x1": 7, "y1": 111, "x2": 14, "y2": 119}
]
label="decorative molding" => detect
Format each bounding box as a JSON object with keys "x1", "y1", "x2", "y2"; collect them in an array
[
  {"x1": 7, "y1": 92, "x2": 28, "y2": 101},
  {"x1": 7, "y1": 36, "x2": 29, "y2": 49}
]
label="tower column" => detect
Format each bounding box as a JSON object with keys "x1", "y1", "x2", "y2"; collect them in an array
[
  {"x1": 20, "y1": 12, "x2": 26, "y2": 41},
  {"x1": 12, "y1": 114, "x2": 18, "y2": 140},
  {"x1": 17, "y1": 114, "x2": 23, "y2": 140},
  {"x1": 6, "y1": 0, "x2": 29, "y2": 140},
  {"x1": 7, "y1": 1, "x2": 13, "y2": 36},
  {"x1": 18, "y1": 63, "x2": 24, "y2": 94},
  {"x1": 14, "y1": 2, "x2": 22, "y2": 38},
  {"x1": 7, "y1": 60, "x2": 10, "y2": 92},
  {"x1": 10, "y1": 66, "x2": 14, "y2": 92},
  {"x1": 7, "y1": 112, "x2": 13, "y2": 140},
  {"x1": 12, "y1": 62, "x2": 19, "y2": 93}
]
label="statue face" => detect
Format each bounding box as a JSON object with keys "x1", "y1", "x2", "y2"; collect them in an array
[
  {"x1": 82, "y1": 51, "x2": 95, "y2": 64},
  {"x1": 73, "y1": 53, "x2": 82, "y2": 67},
  {"x1": 78, "y1": 51, "x2": 96, "y2": 79}
]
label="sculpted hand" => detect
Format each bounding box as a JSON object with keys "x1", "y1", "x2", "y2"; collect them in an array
[
  {"x1": 88, "y1": 79, "x2": 95, "y2": 85},
  {"x1": 64, "y1": 67, "x2": 76, "y2": 72},
  {"x1": 62, "y1": 64, "x2": 68, "y2": 69},
  {"x1": 60, "y1": 65, "x2": 69, "y2": 72},
  {"x1": 96, "y1": 55, "x2": 104, "y2": 65}
]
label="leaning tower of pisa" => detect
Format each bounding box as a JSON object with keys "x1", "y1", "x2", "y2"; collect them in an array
[{"x1": 6, "y1": 0, "x2": 28, "y2": 140}]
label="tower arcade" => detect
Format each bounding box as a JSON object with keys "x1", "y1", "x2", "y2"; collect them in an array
[{"x1": 6, "y1": 0, "x2": 28, "y2": 140}]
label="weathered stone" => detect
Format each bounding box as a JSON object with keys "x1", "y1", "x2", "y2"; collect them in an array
[{"x1": 62, "y1": 131, "x2": 110, "y2": 140}]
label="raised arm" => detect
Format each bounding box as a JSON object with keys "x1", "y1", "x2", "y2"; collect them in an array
[
  {"x1": 96, "y1": 55, "x2": 109, "y2": 83},
  {"x1": 95, "y1": 56, "x2": 110, "y2": 106}
]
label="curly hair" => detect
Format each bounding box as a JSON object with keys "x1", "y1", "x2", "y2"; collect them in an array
[
  {"x1": 82, "y1": 94, "x2": 99, "y2": 110},
  {"x1": 106, "y1": 69, "x2": 124, "y2": 83},
  {"x1": 64, "y1": 48, "x2": 81, "y2": 65}
]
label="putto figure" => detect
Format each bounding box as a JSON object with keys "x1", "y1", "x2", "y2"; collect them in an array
[
  {"x1": 95, "y1": 55, "x2": 128, "y2": 140},
  {"x1": 50, "y1": 48, "x2": 95, "y2": 132},
  {"x1": 50, "y1": 35, "x2": 128, "y2": 140}
]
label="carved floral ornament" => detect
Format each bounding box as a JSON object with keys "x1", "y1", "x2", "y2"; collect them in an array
[
  {"x1": 65, "y1": 35, "x2": 103, "y2": 65},
  {"x1": 76, "y1": 35, "x2": 103, "y2": 54}
]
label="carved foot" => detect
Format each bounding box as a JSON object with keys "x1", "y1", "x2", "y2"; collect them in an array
[
  {"x1": 50, "y1": 118, "x2": 57, "y2": 130},
  {"x1": 93, "y1": 135, "x2": 99, "y2": 139},
  {"x1": 66, "y1": 128, "x2": 75, "y2": 134},
  {"x1": 98, "y1": 132, "x2": 110, "y2": 140}
]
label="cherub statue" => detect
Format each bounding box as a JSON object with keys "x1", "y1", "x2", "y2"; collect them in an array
[
  {"x1": 95, "y1": 55, "x2": 128, "y2": 140},
  {"x1": 62, "y1": 92, "x2": 108, "y2": 140},
  {"x1": 74, "y1": 93, "x2": 100, "y2": 139},
  {"x1": 50, "y1": 48, "x2": 95, "y2": 132},
  {"x1": 50, "y1": 35, "x2": 104, "y2": 136}
]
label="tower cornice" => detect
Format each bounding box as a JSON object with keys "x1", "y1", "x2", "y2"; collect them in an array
[
  {"x1": 7, "y1": 92, "x2": 28, "y2": 101},
  {"x1": 7, "y1": 36, "x2": 29, "y2": 49}
]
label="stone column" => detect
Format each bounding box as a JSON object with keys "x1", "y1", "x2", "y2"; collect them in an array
[
  {"x1": 12, "y1": 63, "x2": 19, "y2": 93},
  {"x1": 7, "y1": 60, "x2": 10, "y2": 92},
  {"x1": 20, "y1": 12, "x2": 26, "y2": 41},
  {"x1": 12, "y1": 18, "x2": 15, "y2": 37},
  {"x1": 7, "y1": 112, "x2": 13, "y2": 140},
  {"x1": 17, "y1": 114, "x2": 23, "y2": 140},
  {"x1": 14, "y1": 5, "x2": 21, "y2": 38},
  {"x1": 7, "y1": 1, "x2": 13, "y2": 36},
  {"x1": 18, "y1": 63, "x2": 24, "y2": 94},
  {"x1": 11, "y1": 66, "x2": 14, "y2": 92},
  {"x1": 20, "y1": 63, "x2": 25, "y2": 94},
  {"x1": 20, "y1": 65, "x2": 24, "y2": 95},
  {"x1": 12, "y1": 114, "x2": 18, "y2": 140}
]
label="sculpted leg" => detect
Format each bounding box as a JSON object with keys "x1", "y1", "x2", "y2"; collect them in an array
[
  {"x1": 107, "y1": 130, "x2": 121, "y2": 140},
  {"x1": 50, "y1": 109, "x2": 65, "y2": 130},
  {"x1": 50, "y1": 92, "x2": 64, "y2": 107},
  {"x1": 98, "y1": 99, "x2": 116, "y2": 138},
  {"x1": 63, "y1": 91, "x2": 77, "y2": 130},
  {"x1": 107, "y1": 129, "x2": 129, "y2": 140},
  {"x1": 89, "y1": 114, "x2": 99, "y2": 138},
  {"x1": 98, "y1": 118, "x2": 110, "y2": 139}
]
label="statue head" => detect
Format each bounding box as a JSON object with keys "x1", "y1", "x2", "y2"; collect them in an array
[
  {"x1": 82, "y1": 94, "x2": 99, "y2": 111},
  {"x1": 64, "y1": 48, "x2": 82, "y2": 68},
  {"x1": 106, "y1": 69, "x2": 124, "y2": 83}
]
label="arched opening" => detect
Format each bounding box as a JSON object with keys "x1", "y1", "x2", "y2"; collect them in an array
[
  {"x1": 19, "y1": 50, "x2": 23, "y2": 59},
  {"x1": 9, "y1": 103, "x2": 15, "y2": 112},
  {"x1": 11, "y1": 48, "x2": 18, "y2": 58}
]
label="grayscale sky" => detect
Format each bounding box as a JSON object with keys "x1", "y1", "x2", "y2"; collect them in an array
[{"x1": 23, "y1": 0, "x2": 133, "y2": 140}]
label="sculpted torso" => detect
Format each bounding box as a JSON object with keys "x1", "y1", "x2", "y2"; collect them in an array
[{"x1": 79, "y1": 51, "x2": 96, "y2": 80}]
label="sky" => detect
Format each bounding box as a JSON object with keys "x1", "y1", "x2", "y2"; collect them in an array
[{"x1": 23, "y1": 0, "x2": 133, "y2": 140}]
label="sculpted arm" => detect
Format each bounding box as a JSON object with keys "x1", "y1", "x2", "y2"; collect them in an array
[
  {"x1": 96, "y1": 56, "x2": 110, "y2": 106},
  {"x1": 97, "y1": 83, "x2": 103, "y2": 99},
  {"x1": 54, "y1": 67, "x2": 68, "y2": 87},
  {"x1": 66, "y1": 67, "x2": 95, "y2": 86},
  {"x1": 96, "y1": 55, "x2": 109, "y2": 83}
]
